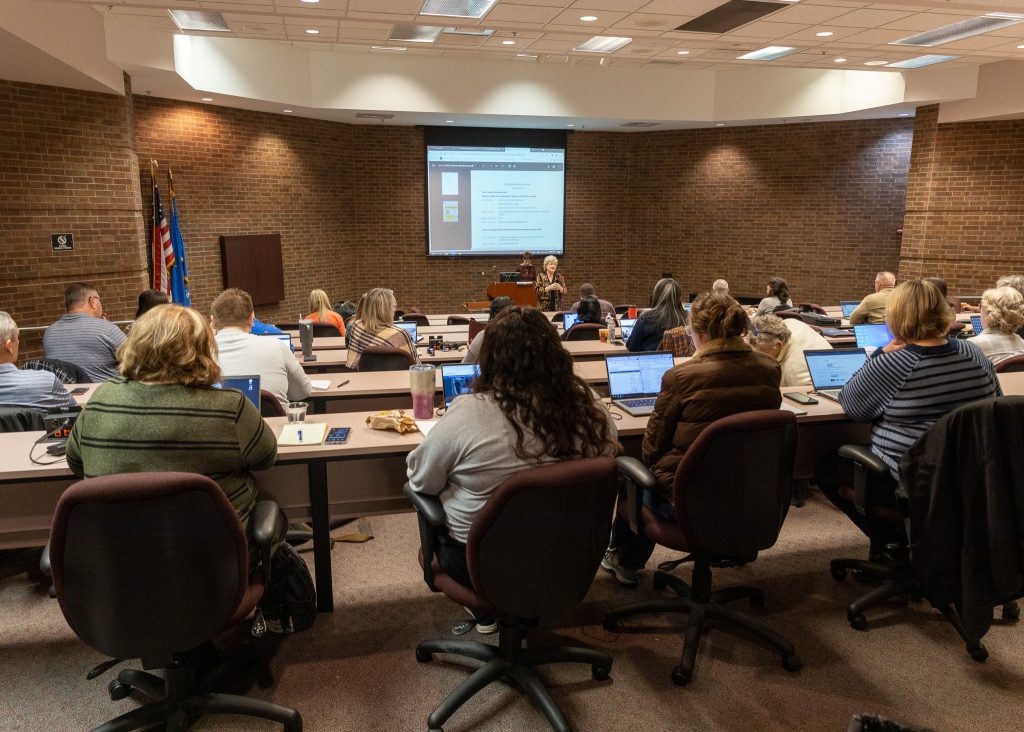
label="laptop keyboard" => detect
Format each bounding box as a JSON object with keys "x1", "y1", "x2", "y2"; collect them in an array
[
  {"x1": 619, "y1": 397, "x2": 656, "y2": 409},
  {"x1": 815, "y1": 388, "x2": 842, "y2": 400}
]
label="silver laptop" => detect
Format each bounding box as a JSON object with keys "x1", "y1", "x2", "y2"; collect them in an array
[
  {"x1": 393, "y1": 320, "x2": 420, "y2": 343},
  {"x1": 853, "y1": 324, "x2": 894, "y2": 350},
  {"x1": 840, "y1": 301, "x2": 860, "y2": 318},
  {"x1": 604, "y1": 351, "x2": 674, "y2": 416},
  {"x1": 441, "y1": 363, "x2": 480, "y2": 409},
  {"x1": 214, "y1": 375, "x2": 261, "y2": 410},
  {"x1": 803, "y1": 349, "x2": 868, "y2": 402},
  {"x1": 618, "y1": 318, "x2": 637, "y2": 341}
]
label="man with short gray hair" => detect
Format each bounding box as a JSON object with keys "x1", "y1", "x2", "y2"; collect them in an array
[
  {"x1": 849, "y1": 271, "x2": 896, "y2": 325},
  {"x1": 712, "y1": 279, "x2": 729, "y2": 296},
  {"x1": 0, "y1": 311, "x2": 77, "y2": 411},
  {"x1": 42, "y1": 282, "x2": 127, "y2": 383},
  {"x1": 567, "y1": 283, "x2": 615, "y2": 318}
]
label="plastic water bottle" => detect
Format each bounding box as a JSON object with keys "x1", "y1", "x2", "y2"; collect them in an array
[{"x1": 606, "y1": 312, "x2": 616, "y2": 342}]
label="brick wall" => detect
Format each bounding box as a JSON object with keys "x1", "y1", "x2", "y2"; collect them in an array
[
  {"x1": 900, "y1": 104, "x2": 1024, "y2": 292},
  {"x1": 133, "y1": 96, "x2": 356, "y2": 323},
  {"x1": 0, "y1": 77, "x2": 147, "y2": 358}
]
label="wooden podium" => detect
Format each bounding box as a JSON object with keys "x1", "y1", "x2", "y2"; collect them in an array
[{"x1": 464, "y1": 282, "x2": 538, "y2": 311}]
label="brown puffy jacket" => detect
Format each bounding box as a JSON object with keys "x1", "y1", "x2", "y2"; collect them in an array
[{"x1": 642, "y1": 337, "x2": 782, "y2": 498}]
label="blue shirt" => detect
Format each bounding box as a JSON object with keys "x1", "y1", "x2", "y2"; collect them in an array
[
  {"x1": 251, "y1": 318, "x2": 284, "y2": 336},
  {"x1": 42, "y1": 313, "x2": 126, "y2": 383},
  {"x1": 0, "y1": 363, "x2": 77, "y2": 411}
]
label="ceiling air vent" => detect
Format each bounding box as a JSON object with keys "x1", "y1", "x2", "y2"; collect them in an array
[
  {"x1": 621, "y1": 122, "x2": 660, "y2": 127},
  {"x1": 675, "y1": 0, "x2": 788, "y2": 34},
  {"x1": 355, "y1": 113, "x2": 395, "y2": 120},
  {"x1": 168, "y1": 10, "x2": 230, "y2": 32}
]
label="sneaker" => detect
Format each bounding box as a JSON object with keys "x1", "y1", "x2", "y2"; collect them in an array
[
  {"x1": 601, "y1": 549, "x2": 639, "y2": 587},
  {"x1": 463, "y1": 607, "x2": 498, "y2": 635}
]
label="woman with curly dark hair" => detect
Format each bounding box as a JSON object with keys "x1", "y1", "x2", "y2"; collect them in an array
[
  {"x1": 406, "y1": 306, "x2": 619, "y2": 626},
  {"x1": 754, "y1": 276, "x2": 793, "y2": 316}
]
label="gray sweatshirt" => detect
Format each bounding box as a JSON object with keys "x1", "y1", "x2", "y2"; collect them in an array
[{"x1": 406, "y1": 392, "x2": 618, "y2": 543}]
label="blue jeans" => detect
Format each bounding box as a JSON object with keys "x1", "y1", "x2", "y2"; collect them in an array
[{"x1": 610, "y1": 489, "x2": 676, "y2": 570}]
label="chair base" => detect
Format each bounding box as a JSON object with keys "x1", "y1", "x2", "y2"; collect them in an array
[
  {"x1": 603, "y1": 562, "x2": 801, "y2": 686},
  {"x1": 415, "y1": 620, "x2": 611, "y2": 732},
  {"x1": 95, "y1": 656, "x2": 302, "y2": 732},
  {"x1": 830, "y1": 556, "x2": 1021, "y2": 662}
]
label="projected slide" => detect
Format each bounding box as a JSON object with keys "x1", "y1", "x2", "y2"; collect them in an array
[{"x1": 427, "y1": 145, "x2": 564, "y2": 257}]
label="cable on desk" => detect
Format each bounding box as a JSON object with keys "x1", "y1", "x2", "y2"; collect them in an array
[{"x1": 29, "y1": 436, "x2": 69, "y2": 466}]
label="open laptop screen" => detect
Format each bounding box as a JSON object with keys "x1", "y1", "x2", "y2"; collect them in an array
[
  {"x1": 605, "y1": 352, "x2": 674, "y2": 399},
  {"x1": 853, "y1": 324, "x2": 894, "y2": 350},
  {"x1": 619, "y1": 318, "x2": 637, "y2": 341},
  {"x1": 971, "y1": 315, "x2": 983, "y2": 334},
  {"x1": 804, "y1": 349, "x2": 868, "y2": 390},
  {"x1": 563, "y1": 313, "x2": 580, "y2": 331},
  {"x1": 215, "y1": 375, "x2": 261, "y2": 409},
  {"x1": 840, "y1": 301, "x2": 860, "y2": 318},
  {"x1": 441, "y1": 363, "x2": 480, "y2": 408},
  {"x1": 393, "y1": 321, "x2": 417, "y2": 342}
]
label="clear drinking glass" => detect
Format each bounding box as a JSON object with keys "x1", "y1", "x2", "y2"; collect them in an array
[
  {"x1": 287, "y1": 401, "x2": 308, "y2": 423},
  {"x1": 409, "y1": 364, "x2": 436, "y2": 420}
]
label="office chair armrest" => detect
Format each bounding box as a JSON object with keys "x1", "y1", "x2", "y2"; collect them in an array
[
  {"x1": 402, "y1": 483, "x2": 446, "y2": 527},
  {"x1": 617, "y1": 456, "x2": 657, "y2": 535},
  {"x1": 403, "y1": 483, "x2": 445, "y2": 592},
  {"x1": 838, "y1": 445, "x2": 889, "y2": 516},
  {"x1": 251, "y1": 500, "x2": 287, "y2": 584}
]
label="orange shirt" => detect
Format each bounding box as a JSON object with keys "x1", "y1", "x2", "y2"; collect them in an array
[{"x1": 305, "y1": 309, "x2": 347, "y2": 336}]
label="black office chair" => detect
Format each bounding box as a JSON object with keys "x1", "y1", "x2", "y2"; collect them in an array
[
  {"x1": 403, "y1": 314, "x2": 430, "y2": 327},
  {"x1": 274, "y1": 322, "x2": 300, "y2": 332},
  {"x1": 550, "y1": 311, "x2": 567, "y2": 323},
  {"x1": 562, "y1": 323, "x2": 602, "y2": 341},
  {"x1": 260, "y1": 391, "x2": 287, "y2": 418},
  {"x1": 446, "y1": 315, "x2": 470, "y2": 326},
  {"x1": 23, "y1": 358, "x2": 91, "y2": 384},
  {"x1": 467, "y1": 318, "x2": 486, "y2": 343},
  {"x1": 358, "y1": 346, "x2": 416, "y2": 372},
  {"x1": 0, "y1": 406, "x2": 45, "y2": 432},
  {"x1": 829, "y1": 397, "x2": 1023, "y2": 661},
  {"x1": 50, "y1": 472, "x2": 302, "y2": 731},
  {"x1": 405, "y1": 457, "x2": 618, "y2": 732},
  {"x1": 605, "y1": 411, "x2": 801, "y2": 686},
  {"x1": 311, "y1": 323, "x2": 341, "y2": 338}
]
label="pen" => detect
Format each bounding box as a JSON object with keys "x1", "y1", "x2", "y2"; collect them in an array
[
  {"x1": 337, "y1": 380, "x2": 350, "y2": 388},
  {"x1": 298, "y1": 429, "x2": 303, "y2": 443}
]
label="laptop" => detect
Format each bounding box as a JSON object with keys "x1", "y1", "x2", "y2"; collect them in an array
[
  {"x1": 803, "y1": 349, "x2": 868, "y2": 402},
  {"x1": 971, "y1": 315, "x2": 983, "y2": 334},
  {"x1": 683, "y1": 303, "x2": 692, "y2": 312},
  {"x1": 499, "y1": 272, "x2": 519, "y2": 283},
  {"x1": 604, "y1": 351, "x2": 675, "y2": 416},
  {"x1": 563, "y1": 313, "x2": 580, "y2": 331},
  {"x1": 441, "y1": 363, "x2": 480, "y2": 408},
  {"x1": 619, "y1": 318, "x2": 637, "y2": 341},
  {"x1": 840, "y1": 301, "x2": 861, "y2": 318},
  {"x1": 215, "y1": 375, "x2": 261, "y2": 410},
  {"x1": 853, "y1": 323, "x2": 894, "y2": 350},
  {"x1": 393, "y1": 320, "x2": 418, "y2": 343}
]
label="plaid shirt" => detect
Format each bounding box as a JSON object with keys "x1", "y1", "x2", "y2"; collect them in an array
[{"x1": 657, "y1": 326, "x2": 696, "y2": 357}]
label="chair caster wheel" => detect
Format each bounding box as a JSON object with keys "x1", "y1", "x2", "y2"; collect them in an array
[
  {"x1": 782, "y1": 654, "x2": 802, "y2": 672},
  {"x1": 108, "y1": 679, "x2": 131, "y2": 701},
  {"x1": 591, "y1": 665, "x2": 610, "y2": 681},
  {"x1": 969, "y1": 644, "x2": 989, "y2": 663},
  {"x1": 1003, "y1": 603, "x2": 1020, "y2": 622},
  {"x1": 603, "y1": 618, "x2": 619, "y2": 632},
  {"x1": 670, "y1": 665, "x2": 692, "y2": 686},
  {"x1": 830, "y1": 565, "x2": 847, "y2": 581},
  {"x1": 415, "y1": 648, "x2": 433, "y2": 663},
  {"x1": 848, "y1": 612, "x2": 869, "y2": 631}
]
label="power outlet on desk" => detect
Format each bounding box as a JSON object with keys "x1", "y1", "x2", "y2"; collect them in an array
[{"x1": 303, "y1": 355, "x2": 318, "y2": 362}]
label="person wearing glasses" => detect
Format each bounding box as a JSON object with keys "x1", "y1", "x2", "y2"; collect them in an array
[{"x1": 42, "y1": 282, "x2": 127, "y2": 383}]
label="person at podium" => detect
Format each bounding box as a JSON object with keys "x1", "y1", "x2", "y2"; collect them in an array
[
  {"x1": 534, "y1": 255, "x2": 566, "y2": 312},
  {"x1": 515, "y1": 252, "x2": 536, "y2": 283}
]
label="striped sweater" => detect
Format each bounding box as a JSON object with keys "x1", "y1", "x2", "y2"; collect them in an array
[
  {"x1": 345, "y1": 321, "x2": 418, "y2": 369},
  {"x1": 66, "y1": 379, "x2": 278, "y2": 530},
  {"x1": 839, "y1": 339, "x2": 1001, "y2": 477}
]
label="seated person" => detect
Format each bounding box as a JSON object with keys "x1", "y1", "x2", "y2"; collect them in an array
[
  {"x1": 461, "y1": 296, "x2": 512, "y2": 365},
  {"x1": 657, "y1": 325, "x2": 696, "y2": 357},
  {"x1": 346, "y1": 288, "x2": 419, "y2": 369},
  {"x1": 564, "y1": 296, "x2": 605, "y2": 340},
  {"x1": 627, "y1": 278, "x2": 688, "y2": 352},
  {"x1": 515, "y1": 251, "x2": 536, "y2": 283},
  {"x1": 304, "y1": 289, "x2": 347, "y2": 336},
  {"x1": 211, "y1": 288, "x2": 311, "y2": 408},
  {"x1": 849, "y1": 271, "x2": 896, "y2": 325},
  {"x1": 567, "y1": 283, "x2": 615, "y2": 318},
  {"x1": 712, "y1": 279, "x2": 729, "y2": 296},
  {"x1": 251, "y1": 317, "x2": 286, "y2": 336},
  {"x1": 604, "y1": 292, "x2": 782, "y2": 585},
  {"x1": 43, "y1": 282, "x2": 127, "y2": 383},
  {"x1": 754, "y1": 277, "x2": 794, "y2": 316},
  {"x1": 407, "y1": 306, "x2": 619, "y2": 615},
  {"x1": 996, "y1": 275, "x2": 1024, "y2": 338},
  {"x1": 0, "y1": 311, "x2": 76, "y2": 411},
  {"x1": 816, "y1": 279, "x2": 1000, "y2": 565},
  {"x1": 749, "y1": 313, "x2": 832, "y2": 387},
  {"x1": 134, "y1": 289, "x2": 169, "y2": 319},
  {"x1": 66, "y1": 304, "x2": 278, "y2": 569},
  {"x1": 923, "y1": 276, "x2": 965, "y2": 312},
  {"x1": 970, "y1": 286, "x2": 1024, "y2": 366}
]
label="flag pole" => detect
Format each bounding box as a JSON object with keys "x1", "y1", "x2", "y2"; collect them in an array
[{"x1": 150, "y1": 160, "x2": 158, "y2": 290}]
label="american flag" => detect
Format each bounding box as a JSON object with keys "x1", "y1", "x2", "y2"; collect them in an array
[{"x1": 152, "y1": 183, "x2": 175, "y2": 295}]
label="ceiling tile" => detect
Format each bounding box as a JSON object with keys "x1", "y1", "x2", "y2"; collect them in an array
[
  {"x1": 782, "y1": 25, "x2": 865, "y2": 42},
  {"x1": 770, "y1": 4, "x2": 852, "y2": 25},
  {"x1": 724, "y1": 21, "x2": 809, "y2": 39},
  {"x1": 827, "y1": 8, "x2": 915, "y2": 27},
  {"x1": 839, "y1": 27, "x2": 909, "y2": 44},
  {"x1": 639, "y1": 0, "x2": 725, "y2": 15},
  {"x1": 275, "y1": 0, "x2": 349, "y2": 9},
  {"x1": 547, "y1": 7, "x2": 630, "y2": 26},
  {"x1": 349, "y1": 0, "x2": 421, "y2": 12},
  {"x1": 485, "y1": 4, "x2": 565, "y2": 23},
  {"x1": 879, "y1": 12, "x2": 975, "y2": 32},
  {"x1": 613, "y1": 13, "x2": 692, "y2": 31},
  {"x1": 570, "y1": 0, "x2": 648, "y2": 9}
]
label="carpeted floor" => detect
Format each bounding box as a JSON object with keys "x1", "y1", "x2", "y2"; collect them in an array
[{"x1": 2, "y1": 493, "x2": 1022, "y2": 731}]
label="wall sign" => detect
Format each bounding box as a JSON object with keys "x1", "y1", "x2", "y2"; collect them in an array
[{"x1": 51, "y1": 233, "x2": 75, "y2": 252}]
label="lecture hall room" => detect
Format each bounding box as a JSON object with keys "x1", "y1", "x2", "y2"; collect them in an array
[{"x1": 2, "y1": 0, "x2": 1024, "y2": 730}]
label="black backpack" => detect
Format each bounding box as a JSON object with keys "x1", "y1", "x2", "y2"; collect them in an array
[{"x1": 256, "y1": 543, "x2": 316, "y2": 634}]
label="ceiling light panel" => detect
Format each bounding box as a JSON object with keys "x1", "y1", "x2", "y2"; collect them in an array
[
  {"x1": 738, "y1": 45, "x2": 800, "y2": 60},
  {"x1": 420, "y1": 0, "x2": 499, "y2": 19},
  {"x1": 390, "y1": 24, "x2": 443, "y2": 42},
  {"x1": 168, "y1": 10, "x2": 230, "y2": 32},
  {"x1": 890, "y1": 15, "x2": 1024, "y2": 47},
  {"x1": 574, "y1": 36, "x2": 632, "y2": 53},
  {"x1": 886, "y1": 54, "x2": 958, "y2": 68}
]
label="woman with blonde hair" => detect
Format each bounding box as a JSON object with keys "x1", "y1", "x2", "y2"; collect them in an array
[
  {"x1": 66, "y1": 304, "x2": 278, "y2": 566},
  {"x1": 534, "y1": 255, "x2": 566, "y2": 312},
  {"x1": 970, "y1": 286, "x2": 1024, "y2": 365},
  {"x1": 304, "y1": 288, "x2": 347, "y2": 336},
  {"x1": 345, "y1": 288, "x2": 419, "y2": 369}
]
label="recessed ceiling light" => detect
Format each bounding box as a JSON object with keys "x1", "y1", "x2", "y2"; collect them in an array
[
  {"x1": 891, "y1": 15, "x2": 1024, "y2": 47},
  {"x1": 573, "y1": 36, "x2": 632, "y2": 53},
  {"x1": 815, "y1": 31, "x2": 833, "y2": 37},
  {"x1": 283, "y1": 109, "x2": 293, "y2": 113},
  {"x1": 301, "y1": 0, "x2": 319, "y2": 3},
  {"x1": 420, "y1": 0, "x2": 499, "y2": 19},
  {"x1": 738, "y1": 46, "x2": 800, "y2": 61},
  {"x1": 716, "y1": 123, "x2": 725, "y2": 127},
  {"x1": 305, "y1": 28, "x2": 319, "y2": 34},
  {"x1": 887, "y1": 54, "x2": 958, "y2": 68},
  {"x1": 1018, "y1": 43, "x2": 1024, "y2": 48},
  {"x1": 833, "y1": 57, "x2": 847, "y2": 63},
  {"x1": 898, "y1": 113, "x2": 910, "y2": 116},
  {"x1": 864, "y1": 60, "x2": 888, "y2": 66},
  {"x1": 446, "y1": 120, "x2": 454, "y2": 123},
  {"x1": 201, "y1": 97, "x2": 213, "y2": 102},
  {"x1": 580, "y1": 15, "x2": 598, "y2": 22},
  {"x1": 567, "y1": 124, "x2": 575, "y2": 127},
  {"x1": 677, "y1": 50, "x2": 690, "y2": 55},
  {"x1": 502, "y1": 40, "x2": 515, "y2": 45}
]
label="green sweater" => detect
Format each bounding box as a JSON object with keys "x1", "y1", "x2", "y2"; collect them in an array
[{"x1": 66, "y1": 379, "x2": 278, "y2": 531}]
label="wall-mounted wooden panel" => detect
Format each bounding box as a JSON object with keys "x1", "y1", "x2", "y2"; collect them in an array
[{"x1": 219, "y1": 234, "x2": 284, "y2": 305}]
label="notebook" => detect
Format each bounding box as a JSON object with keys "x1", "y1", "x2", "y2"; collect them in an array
[
  {"x1": 215, "y1": 375, "x2": 260, "y2": 410},
  {"x1": 971, "y1": 315, "x2": 983, "y2": 334},
  {"x1": 278, "y1": 422, "x2": 327, "y2": 446},
  {"x1": 619, "y1": 318, "x2": 637, "y2": 341},
  {"x1": 441, "y1": 363, "x2": 481, "y2": 409},
  {"x1": 604, "y1": 351, "x2": 675, "y2": 416},
  {"x1": 840, "y1": 301, "x2": 861, "y2": 318},
  {"x1": 393, "y1": 321, "x2": 418, "y2": 343},
  {"x1": 563, "y1": 313, "x2": 580, "y2": 331},
  {"x1": 803, "y1": 349, "x2": 868, "y2": 402},
  {"x1": 853, "y1": 323, "x2": 894, "y2": 350}
]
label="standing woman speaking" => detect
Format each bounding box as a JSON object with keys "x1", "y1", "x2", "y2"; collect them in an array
[{"x1": 534, "y1": 255, "x2": 566, "y2": 312}]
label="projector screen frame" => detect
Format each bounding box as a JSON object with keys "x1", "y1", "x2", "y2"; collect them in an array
[{"x1": 422, "y1": 126, "x2": 568, "y2": 259}]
